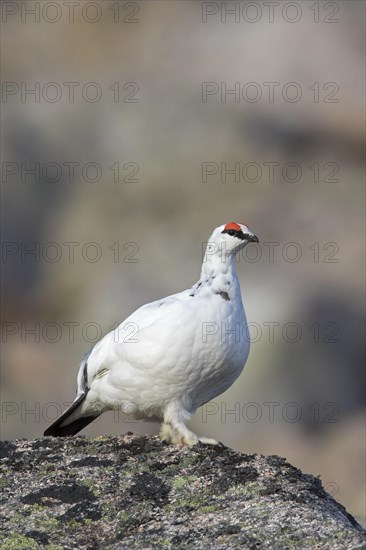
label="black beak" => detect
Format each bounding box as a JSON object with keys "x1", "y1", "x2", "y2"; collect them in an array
[{"x1": 246, "y1": 234, "x2": 259, "y2": 243}]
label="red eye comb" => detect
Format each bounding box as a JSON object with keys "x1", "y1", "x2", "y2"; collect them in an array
[{"x1": 224, "y1": 222, "x2": 242, "y2": 231}]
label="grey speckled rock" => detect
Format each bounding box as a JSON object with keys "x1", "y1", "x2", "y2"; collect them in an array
[{"x1": 0, "y1": 435, "x2": 365, "y2": 549}]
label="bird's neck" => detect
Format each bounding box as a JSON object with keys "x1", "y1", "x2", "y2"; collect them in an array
[{"x1": 199, "y1": 250, "x2": 240, "y2": 297}]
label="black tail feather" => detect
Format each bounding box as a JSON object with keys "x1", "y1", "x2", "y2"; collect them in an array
[
  {"x1": 43, "y1": 392, "x2": 100, "y2": 437},
  {"x1": 44, "y1": 415, "x2": 99, "y2": 437}
]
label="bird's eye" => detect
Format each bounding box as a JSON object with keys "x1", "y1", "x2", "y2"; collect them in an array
[{"x1": 228, "y1": 230, "x2": 236, "y2": 236}]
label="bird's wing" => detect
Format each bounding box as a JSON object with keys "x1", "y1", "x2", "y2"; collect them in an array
[
  {"x1": 118, "y1": 288, "x2": 193, "y2": 330},
  {"x1": 114, "y1": 289, "x2": 202, "y2": 361},
  {"x1": 84, "y1": 288, "x2": 204, "y2": 386}
]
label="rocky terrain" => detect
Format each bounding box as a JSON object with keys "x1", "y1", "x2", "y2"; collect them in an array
[{"x1": 0, "y1": 435, "x2": 365, "y2": 549}]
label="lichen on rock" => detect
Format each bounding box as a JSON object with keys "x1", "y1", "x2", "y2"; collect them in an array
[{"x1": 0, "y1": 435, "x2": 365, "y2": 549}]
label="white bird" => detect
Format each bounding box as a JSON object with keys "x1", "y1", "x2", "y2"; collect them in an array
[{"x1": 44, "y1": 222, "x2": 259, "y2": 445}]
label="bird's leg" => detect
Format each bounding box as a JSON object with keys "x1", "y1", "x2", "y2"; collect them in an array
[
  {"x1": 160, "y1": 402, "x2": 220, "y2": 446},
  {"x1": 159, "y1": 422, "x2": 174, "y2": 443},
  {"x1": 159, "y1": 421, "x2": 199, "y2": 446}
]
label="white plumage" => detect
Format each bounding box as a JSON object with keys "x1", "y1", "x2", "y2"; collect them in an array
[{"x1": 44, "y1": 222, "x2": 259, "y2": 445}]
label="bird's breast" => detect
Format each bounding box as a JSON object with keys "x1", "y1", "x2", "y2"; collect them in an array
[{"x1": 184, "y1": 299, "x2": 249, "y2": 409}]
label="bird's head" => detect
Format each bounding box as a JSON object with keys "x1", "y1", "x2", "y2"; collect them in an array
[{"x1": 207, "y1": 222, "x2": 259, "y2": 256}]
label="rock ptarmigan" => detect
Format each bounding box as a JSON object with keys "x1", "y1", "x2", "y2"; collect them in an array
[{"x1": 44, "y1": 222, "x2": 259, "y2": 445}]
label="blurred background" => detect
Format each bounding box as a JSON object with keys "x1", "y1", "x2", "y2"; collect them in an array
[{"x1": 1, "y1": 0, "x2": 365, "y2": 525}]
